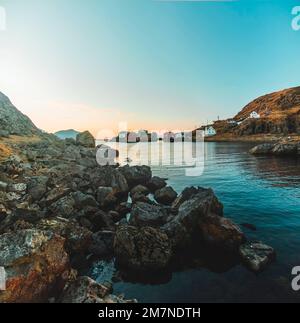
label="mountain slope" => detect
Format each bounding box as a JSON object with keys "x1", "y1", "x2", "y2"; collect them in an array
[
  {"x1": 210, "y1": 86, "x2": 300, "y2": 138},
  {"x1": 0, "y1": 92, "x2": 41, "y2": 136}
]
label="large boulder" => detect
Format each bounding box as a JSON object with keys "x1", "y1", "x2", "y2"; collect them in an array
[
  {"x1": 119, "y1": 165, "x2": 152, "y2": 188},
  {"x1": 162, "y1": 187, "x2": 244, "y2": 252},
  {"x1": 154, "y1": 186, "x2": 178, "y2": 205},
  {"x1": 36, "y1": 218, "x2": 92, "y2": 255},
  {"x1": 76, "y1": 131, "x2": 95, "y2": 148},
  {"x1": 249, "y1": 143, "x2": 274, "y2": 155},
  {"x1": 0, "y1": 229, "x2": 69, "y2": 303},
  {"x1": 146, "y1": 176, "x2": 167, "y2": 192},
  {"x1": 239, "y1": 241, "x2": 276, "y2": 272},
  {"x1": 114, "y1": 225, "x2": 172, "y2": 271},
  {"x1": 129, "y1": 202, "x2": 168, "y2": 227},
  {"x1": 60, "y1": 276, "x2": 136, "y2": 303},
  {"x1": 271, "y1": 143, "x2": 298, "y2": 155}
]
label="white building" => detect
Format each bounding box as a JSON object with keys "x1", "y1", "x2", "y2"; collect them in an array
[
  {"x1": 204, "y1": 126, "x2": 217, "y2": 137},
  {"x1": 249, "y1": 111, "x2": 260, "y2": 119}
]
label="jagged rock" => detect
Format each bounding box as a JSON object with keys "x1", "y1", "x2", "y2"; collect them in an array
[
  {"x1": 49, "y1": 194, "x2": 75, "y2": 218},
  {"x1": 130, "y1": 185, "x2": 149, "y2": 196},
  {"x1": 114, "y1": 225, "x2": 172, "y2": 271},
  {"x1": 27, "y1": 176, "x2": 49, "y2": 201},
  {"x1": 88, "y1": 230, "x2": 115, "y2": 257},
  {"x1": 44, "y1": 187, "x2": 72, "y2": 206},
  {"x1": 146, "y1": 176, "x2": 167, "y2": 192},
  {"x1": 154, "y1": 186, "x2": 178, "y2": 205},
  {"x1": 239, "y1": 241, "x2": 276, "y2": 272},
  {"x1": 249, "y1": 143, "x2": 274, "y2": 155},
  {"x1": 72, "y1": 191, "x2": 97, "y2": 209},
  {"x1": 272, "y1": 143, "x2": 298, "y2": 155},
  {"x1": 129, "y1": 202, "x2": 167, "y2": 227},
  {"x1": 161, "y1": 187, "x2": 245, "y2": 252},
  {"x1": 91, "y1": 167, "x2": 129, "y2": 197},
  {"x1": 0, "y1": 229, "x2": 69, "y2": 302},
  {"x1": 171, "y1": 186, "x2": 199, "y2": 209},
  {"x1": 0, "y1": 92, "x2": 41, "y2": 136},
  {"x1": 60, "y1": 276, "x2": 136, "y2": 303},
  {"x1": 36, "y1": 217, "x2": 92, "y2": 255},
  {"x1": 76, "y1": 131, "x2": 95, "y2": 148},
  {"x1": 200, "y1": 215, "x2": 245, "y2": 252},
  {"x1": 119, "y1": 165, "x2": 152, "y2": 188}
]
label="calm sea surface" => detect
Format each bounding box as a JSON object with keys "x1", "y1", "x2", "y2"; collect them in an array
[{"x1": 91, "y1": 141, "x2": 300, "y2": 303}]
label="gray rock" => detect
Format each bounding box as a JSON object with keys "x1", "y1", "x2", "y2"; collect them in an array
[
  {"x1": 0, "y1": 181, "x2": 8, "y2": 192},
  {"x1": 114, "y1": 225, "x2": 172, "y2": 271},
  {"x1": 0, "y1": 229, "x2": 69, "y2": 303},
  {"x1": 129, "y1": 202, "x2": 167, "y2": 227},
  {"x1": 49, "y1": 194, "x2": 75, "y2": 218},
  {"x1": 249, "y1": 143, "x2": 274, "y2": 155},
  {"x1": 119, "y1": 165, "x2": 152, "y2": 188},
  {"x1": 239, "y1": 241, "x2": 276, "y2": 272},
  {"x1": 72, "y1": 191, "x2": 97, "y2": 209},
  {"x1": 154, "y1": 186, "x2": 178, "y2": 205},
  {"x1": 96, "y1": 187, "x2": 117, "y2": 208},
  {"x1": 272, "y1": 143, "x2": 298, "y2": 155},
  {"x1": 27, "y1": 176, "x2": 49, "y2": 201},
  {"x1": 130, "y1": 184, "x2": 149, "y2": 196},
  {"x1": 76, "y1": 131, "x2": 95, "y2": 148},
  {"x1": 146, "y1": 176, "x2": 167, "y2": 192},
  {"x1": 60, "y1": 276, "x2": 135, "y2": 303}
]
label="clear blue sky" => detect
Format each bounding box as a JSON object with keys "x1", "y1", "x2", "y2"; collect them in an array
[{"x1": 0, "y1": 0, "x2": 300, "y2": 135}]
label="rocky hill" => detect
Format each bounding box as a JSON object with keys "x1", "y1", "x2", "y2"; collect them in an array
[
  {"x1": 0, "y1": 92, "x2": 41, "y2": 137},
  {"x1": 207, "y1": 86, "x2": 300, "y2": 140}
]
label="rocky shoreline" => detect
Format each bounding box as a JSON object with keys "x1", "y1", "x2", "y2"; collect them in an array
[
  {"x1": 250, "y1": 138, "x2": 300, "y2": 156},
  {"x1": 0, "y1": 130, "x2": 276, "y2": 303}
]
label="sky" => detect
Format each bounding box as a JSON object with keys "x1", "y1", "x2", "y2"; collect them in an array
[{"x1": 0, "y1": 0, "x2": 300, "y2": 137}]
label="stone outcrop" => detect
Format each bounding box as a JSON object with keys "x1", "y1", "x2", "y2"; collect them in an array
[
  {"x1": 114, "y1": 225, "x2": 172, "y2": 271},
  {"x1": 76, "y1": 131, "x2": 95, "y2": 148},
  {"x1": 250, "y1": 140, "x2": 299, "y2": 156},
  {"x1": 0, "y1": 229, "x2": 69, "y2": 303}
]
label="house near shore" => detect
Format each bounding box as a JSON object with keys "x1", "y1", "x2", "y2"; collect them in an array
[
  {"x1": 163, "y1": 132, "x2": 175, "y2": 142},
  {"x1": 249, "y1": 111, "x2": 260, "y2": 119},
  {"x1": 204, "y1": 126, "x2": 217, "y2": 137}
]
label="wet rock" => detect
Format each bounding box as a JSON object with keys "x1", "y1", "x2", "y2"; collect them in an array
[
  {"x1": 200, "y1": 215, "x2": 245, "y2": 252},
  {"x1": 0, "y1": 229, "x2": 69, "y2": 303},
  {"x1": 37, "y1": 217, "x2": 92, "y2": 255},
  {"x1": 76, "y1": 131, "x2": 95, "y2": 148},
  {"x1": 272, "y1": 143, "x2": 298, "y2": 155},
  {"x1": 249, "y1": 143, "x2": 274, "y2": 155},
  {"x1": 119, "y1": 165, "x2": 152, "y2": 188},
  {"x1": 27, "y1": 176, "x2": 49, "y2": 201},
  {"x1": 162, "y1": 187, "x2": 231, "y2": 250},
  {"x1": 171, "y1": 186, "x2": 199, "y2": 209},
  {"x1": 154, "y1": 186, "x2": 178, "y2": 205},
  {"x1": 60, "y1": 276, "x2": 136, "y2": 303},
  {"x1": 146, "y1": 176, "x2": 167, "y2": 192},
  {"x1": 129, "y1": 202, "x2": 168, "y2": 227},
  {"x1": 88, "y1": 230, "x2": 115, "y2": 257},
  {"x1": 114, "y1": 225, "x2": 172, "y2": 271},
  {"x1": 239, "y1": 241, "x2": 276, "y2": 272}
]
